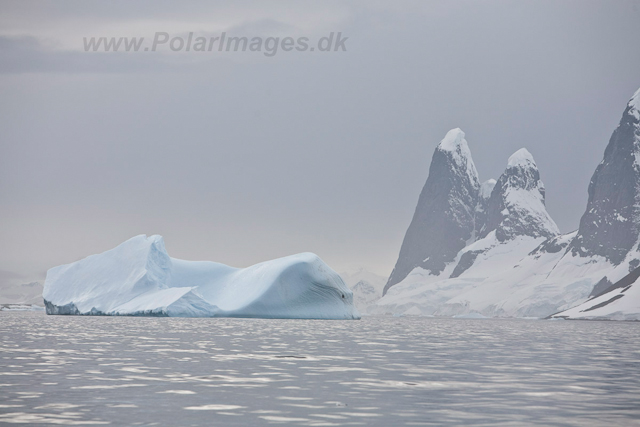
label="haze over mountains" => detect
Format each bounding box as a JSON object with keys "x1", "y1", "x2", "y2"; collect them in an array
[{"x1": 373, "y1": 87, "x2": 640, "y2": 320}]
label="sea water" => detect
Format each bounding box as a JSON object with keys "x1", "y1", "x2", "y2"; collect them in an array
[{"x1": 1, "y1": 312, "x2": 639, "y2": 426}]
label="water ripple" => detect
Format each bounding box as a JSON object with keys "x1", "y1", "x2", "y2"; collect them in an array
[{"x1": 1, "y1": 312, "x2": 639, "y2": 426}]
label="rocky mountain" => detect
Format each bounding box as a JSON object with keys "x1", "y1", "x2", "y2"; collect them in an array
[
  {"x1": 568, "y1": 88, "x2": 640, "y2": 264},
  {"x1": 383, "y1": 128, "x2": 480, "y2": 295},
  {"x1": 376, "y1": 86, "x2": 640, "y2": 320},
  {"x1": 373, "y1": 142, "x2": 559, "y2": 316},
  {"x1": 479, "y1": 149, "x2": 559, "y2": 242},
  {"x1": 448, "y1": 148, "x2": 559, "y2": 280},
  {"x1": 473, "y1": 179, "x2": 496, "y2": 240}
]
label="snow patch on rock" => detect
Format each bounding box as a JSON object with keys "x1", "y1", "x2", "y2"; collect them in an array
[
  {"x1": 479, "y1": 179, "x2": 497, "y2": 199},
  {"x1": 507, "y1": 148, "x2": 536, "y2": 168},
  {"x1": 629, "y1": 87, "x2": 640, "y2": 120},
  {"x1": 480, "y1": 148, "x2": 559, "y2": 242},
  {"x1": 436, "y1": 128, "x2": 478, "y2": 183}
]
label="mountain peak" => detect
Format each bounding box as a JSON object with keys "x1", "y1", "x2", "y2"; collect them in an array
[
  {"x1": 569, "y1": 86, "x2": 640, "y2": 263},
  {"x1": 435, "y1": 128, "x2": 478, "y2": 183},
  {"x1": 479, "y1": 149, "x2": 559, "y2": 242},
  {"x1": 384, "y1": 129, "x2": 480, "y2": 295},
  {"x1": 437, "y1": 128, "x2": 466, "y2": 151},
  {"x1": 507, "y1": 148, "x2": 536, "y2": 169}
]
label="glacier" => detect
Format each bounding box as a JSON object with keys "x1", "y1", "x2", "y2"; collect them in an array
[{"x1": 43, "y1": 235, "x2": 360, "y2": 319}]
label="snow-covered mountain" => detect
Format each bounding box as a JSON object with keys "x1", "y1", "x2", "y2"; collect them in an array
[
  {"x1": 0, "y1": 281, "x2": 43, "y2": 306},
  {"x1": 44, "y1": 235, "x2": 359, "y2": 319},
  {"x1": 373, "y1": 141, "x2": 560, "y2": 317},
  {"x1": 548, "y1": 86, "x2": 640, "y2": 319},
  {"x1": 568, "y1": 87, "x2": 640, "y2": 264},
  {"x1": 478, "y1": 148, "x2": 559, "y2": 242},
  {"x1": 341, "y1": 269, "x2": 386, "y2": 313},
  {"x1": 376, "y1": 86, "x2": 640, "y2": 320},
  {"x1": 383, "y1": 128, "x2": 480, "y2": 295}
]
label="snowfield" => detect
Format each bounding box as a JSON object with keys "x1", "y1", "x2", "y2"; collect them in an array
[{"x1": 43, "y1": 235, "x2": 360, "y2": 319}]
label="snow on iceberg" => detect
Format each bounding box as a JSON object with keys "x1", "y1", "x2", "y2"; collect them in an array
[{"x1": 43, "y1": 235, "x2": 360, "y2": 319}]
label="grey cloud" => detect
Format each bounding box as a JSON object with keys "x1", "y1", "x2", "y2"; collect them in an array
[{"x1": 0, "y1": 35, "x2": 204, "y2": 74}]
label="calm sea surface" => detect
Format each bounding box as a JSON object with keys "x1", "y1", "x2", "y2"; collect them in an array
[{"x1": 0, "y1": 312, "x2": 639, "y2": 426}]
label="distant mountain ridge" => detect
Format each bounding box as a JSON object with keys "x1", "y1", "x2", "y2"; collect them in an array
[
  {"x1": 0, "y1": 281, "x2": 43, "y2": 306},
  {"x1": 341, "y1": 269, "x2": 386, "y2": 313},
  {"x1": 377, "y1": 86, "x2": 640, "y2": 320}
]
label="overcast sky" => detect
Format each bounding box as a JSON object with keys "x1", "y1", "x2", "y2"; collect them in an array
[{"x1": 1, "y1": 0, "x2": 640, "y2": 284}]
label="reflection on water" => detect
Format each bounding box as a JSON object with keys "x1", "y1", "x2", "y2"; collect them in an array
[{"x1": 1, "y1": 312, "x2": 639, "y2": 425}]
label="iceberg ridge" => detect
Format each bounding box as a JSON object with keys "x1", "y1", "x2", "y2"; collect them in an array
[{"x1": 43, "y1": 235, "x2": 360, "y2": 319}]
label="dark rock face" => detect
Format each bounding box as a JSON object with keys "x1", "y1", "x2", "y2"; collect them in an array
[
  {"x1": 449, "y1": 250, "x2": 483, "y2": 279},
  {"x1": 383, "y1": 129, "x2": 479, "y2": 295},
  {"x1": 569, "y1": 93, "x2": 640, "y2": 264},
  {"x1": 528, "y1": 233, "x2": 573, "y2": 257},
  {"x1": 474, "y1": 179, "x2": 496, "y2": 238},
  {"x1": 479, "y1": 149, "x2": 559, "y2": 242},
  {"x1": 589, "y1": 277, "x2": 614, "y2": 299}
]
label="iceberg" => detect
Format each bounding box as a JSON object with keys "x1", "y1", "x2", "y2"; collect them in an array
[{"x1": 43, "y1": 235, "x2": 360, "y2": 319}]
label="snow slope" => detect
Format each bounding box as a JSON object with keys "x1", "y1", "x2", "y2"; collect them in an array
[
  {"x1": 552, "y1": 266, "x2": 640, "y2": 320},
  {"x1": 373, "y1": 232, "x2": 548, "y2": 316},
  {"x1": 43, "y1": 235, "x2": 359, "y2": 319}
]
